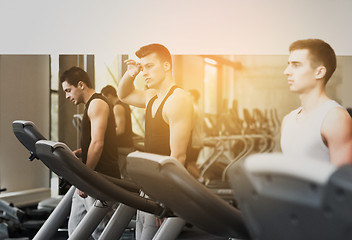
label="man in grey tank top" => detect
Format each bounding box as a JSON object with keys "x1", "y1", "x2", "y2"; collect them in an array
[{"x1": 281, "y1": 39, "x2": 352, "y2": 166}]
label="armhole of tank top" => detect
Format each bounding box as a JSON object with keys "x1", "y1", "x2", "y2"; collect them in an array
[
  {"x1": 318, "y1": 105, "x2": 342, "y2": 150},
  {"x1": 146, "y1": 95, "x2": 157, "y2": 110},
  {"x1": 159, "y1": 86, "x2": 178, "y2": 107}
]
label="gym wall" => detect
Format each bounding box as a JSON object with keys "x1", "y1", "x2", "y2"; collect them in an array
[{"x1": 0, "y1": 55, "x2": 50, "y2": 205}]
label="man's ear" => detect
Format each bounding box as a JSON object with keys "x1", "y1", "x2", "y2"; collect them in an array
[
  {"x1": 315, "y1": 66, "x2": 327, "y2": 80},
  {"x1": 163, "y1": 61, "x2": 171, "y2": 72},
  {"x1": 78, "y1": 81, "x2": 85, "y2": 89}
]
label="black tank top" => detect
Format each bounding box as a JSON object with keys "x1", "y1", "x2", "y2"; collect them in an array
[
  {"x1": 115, "y1": 100, "x2": 133, "y2": 148},
  {"x1": 145, "y1": 86, "x2": 192, "y2": 161},
  {"x1": 81, "y1": 93, "x2": 120, "y2": 178}
]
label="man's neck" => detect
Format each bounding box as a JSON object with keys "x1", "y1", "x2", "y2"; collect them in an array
[
  {"x1": 155, "y1": 75, "x2": 175, "y2": 99},
  {"x1": 83, "y1": 88, "x2": 96, "y2": 104},
  {"x1": 299, "y1": 87, "x2": 329, "y2": 113}
]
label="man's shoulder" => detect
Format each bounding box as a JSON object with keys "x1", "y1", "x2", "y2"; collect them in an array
[
  {"x1": 321, "y1": 106, "x2": 351, "y2": 137},
  {"x1": 324, "y1": 107, "x2": 350, "y2": 124},
  {"x1": 89, "y1": 97, "x2": 109, "y2": 107},
  {"x1": 170, "y1": 88, "x2": 191, "y2": 100},
  {"x1": 163, "y1": 88, "x2": 193, "y2": 120},
  {"x1": 321, "y1": 105, "x2": 352, "y2": 151},
  {"x1": 166, "y1": 88, "x2": 192, "y2": 106},
  {"x1": 87, "y1": 98, "x2": 110, "y2": 117}
]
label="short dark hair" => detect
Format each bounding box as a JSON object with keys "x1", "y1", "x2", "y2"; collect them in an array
[
  {"x1": 60, "y1": 66, "x2": 92, "y2": 88},
  {"x1": 135, "y1": 43, "x2": 172, "y2": 70},
  {"x1": 101, "y1": 85, "x2": 117, "y2": 97},
  {"x1": 289, "y1": 39, "x2": 336, "y2": 83}
]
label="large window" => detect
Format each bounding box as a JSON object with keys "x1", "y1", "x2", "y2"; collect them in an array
[
  {"x1": 50, "y1": 54, "x2": 59, "y2": 196},
  {"x1": 50, "y1": 54, "x2": 59, "y2": 142},
  {"x1": 203, "y1": 58, "x2": 218, "y2": 115}
]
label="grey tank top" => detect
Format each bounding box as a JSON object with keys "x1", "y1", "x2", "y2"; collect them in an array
[{"x1": 281, "y1": 100, "x2": 344, "y2": 163}]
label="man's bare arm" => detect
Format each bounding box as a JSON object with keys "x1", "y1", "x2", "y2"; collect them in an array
[
  {"x1": 322, "y1": 107, "x2": 352, "y2": 166},
  {"x1": 164, "y1": 90, "x2": 194, "y2": 165},
  {"x1": 117, "y1": 59, "x2": 146, "y2": 108},
  {"x1": 85, "y1": 99, "x2": 110, "y2": 170},
  {"x1": 114, "y1": 104, "x2": 126, "y2": 136}
]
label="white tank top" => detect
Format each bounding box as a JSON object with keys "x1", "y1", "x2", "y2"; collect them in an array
[{"x1": 281, "y1": 100, "x2": 344, "y2": 163}]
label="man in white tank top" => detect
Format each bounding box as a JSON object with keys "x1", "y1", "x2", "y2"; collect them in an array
[{"x1": 281, "y1": 39, "x2": 352, "y2": 166}]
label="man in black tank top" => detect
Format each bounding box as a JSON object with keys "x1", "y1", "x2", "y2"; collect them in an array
[
  {"x1": 102, "y1": 85, "x2": 134, "y2": 177},
  {"x1": 117, "y1": 44, "x2": 194, "y2": 240},
  {"x1": 60, "y1": 67, "x2": 120, "y2": 239}
]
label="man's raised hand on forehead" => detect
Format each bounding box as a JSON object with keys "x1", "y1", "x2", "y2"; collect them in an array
[{"x1": 124, "y1": 59, "x2": 142, "y2": 78}]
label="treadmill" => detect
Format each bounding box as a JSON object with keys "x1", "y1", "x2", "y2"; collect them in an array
[
  {"x1": 227, "y1": 153, "x2": 352, "y2": 240},
  {"x1": 13, "y1": 120, "x2": 169, "y2": 240},
  {"x1": 126, "y1": 151, "x2": 250, "y2": 239}
]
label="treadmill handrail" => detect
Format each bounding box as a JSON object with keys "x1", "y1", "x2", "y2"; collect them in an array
[
  {"x1": 244, "y1": 153, "x2": 337, "y2": 185},
  {"x1": 12, "y1": 120, "x2": 47, "y2": 160},
  {"x1": 35, "y1": 140, "x2": 167, "y2": 216},
  {"x1": 13, "y1": 120, "x2": 35, "y2": 126},
  {"x1": 127, "y1": 151, "x2": 250, "y2": 239},
  {"x1": 127, "y1": 151, "x2": 188, "y2": 174},
  {"x1": 13, "y1": 120, "x2": 164, "y2": 214}
]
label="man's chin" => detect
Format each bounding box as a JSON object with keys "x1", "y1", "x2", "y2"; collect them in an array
[{"x1": 288, "y1": 86, "x2": 298, "y2": 93}]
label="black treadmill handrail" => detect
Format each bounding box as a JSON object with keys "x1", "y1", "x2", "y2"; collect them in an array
[
  {"x1": 13, "y1": 120, "x2": 168, "y2": 216},
  {"x1": 243, "y1": 153, "x2": 336, "y2": 185},
  {"x1": 35, "y1": 140, "x2": 167, "y2": 216},
  {"x1": 127, "y1": 151, "x2": 250, "y2": 239},
  {"x1": 227, "y1": 152, "x2": 352, "y2": 240},
  {"x1": 13, "y1": 120, "x2": 140, "y2": 193},
  {"x1": 12, "y1": 120, "x2": 47, "y2": 161}
]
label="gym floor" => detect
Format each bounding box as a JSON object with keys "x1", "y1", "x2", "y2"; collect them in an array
[
  {"x1": 4, "y1": 203, "x2": 230, "y2": 240},
  {"x1": 40, "y1": 229, "x2": 230, "y2": 240},
  {"x1": 11, "y1": 221, "x2": 229, "y2": 240}
]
